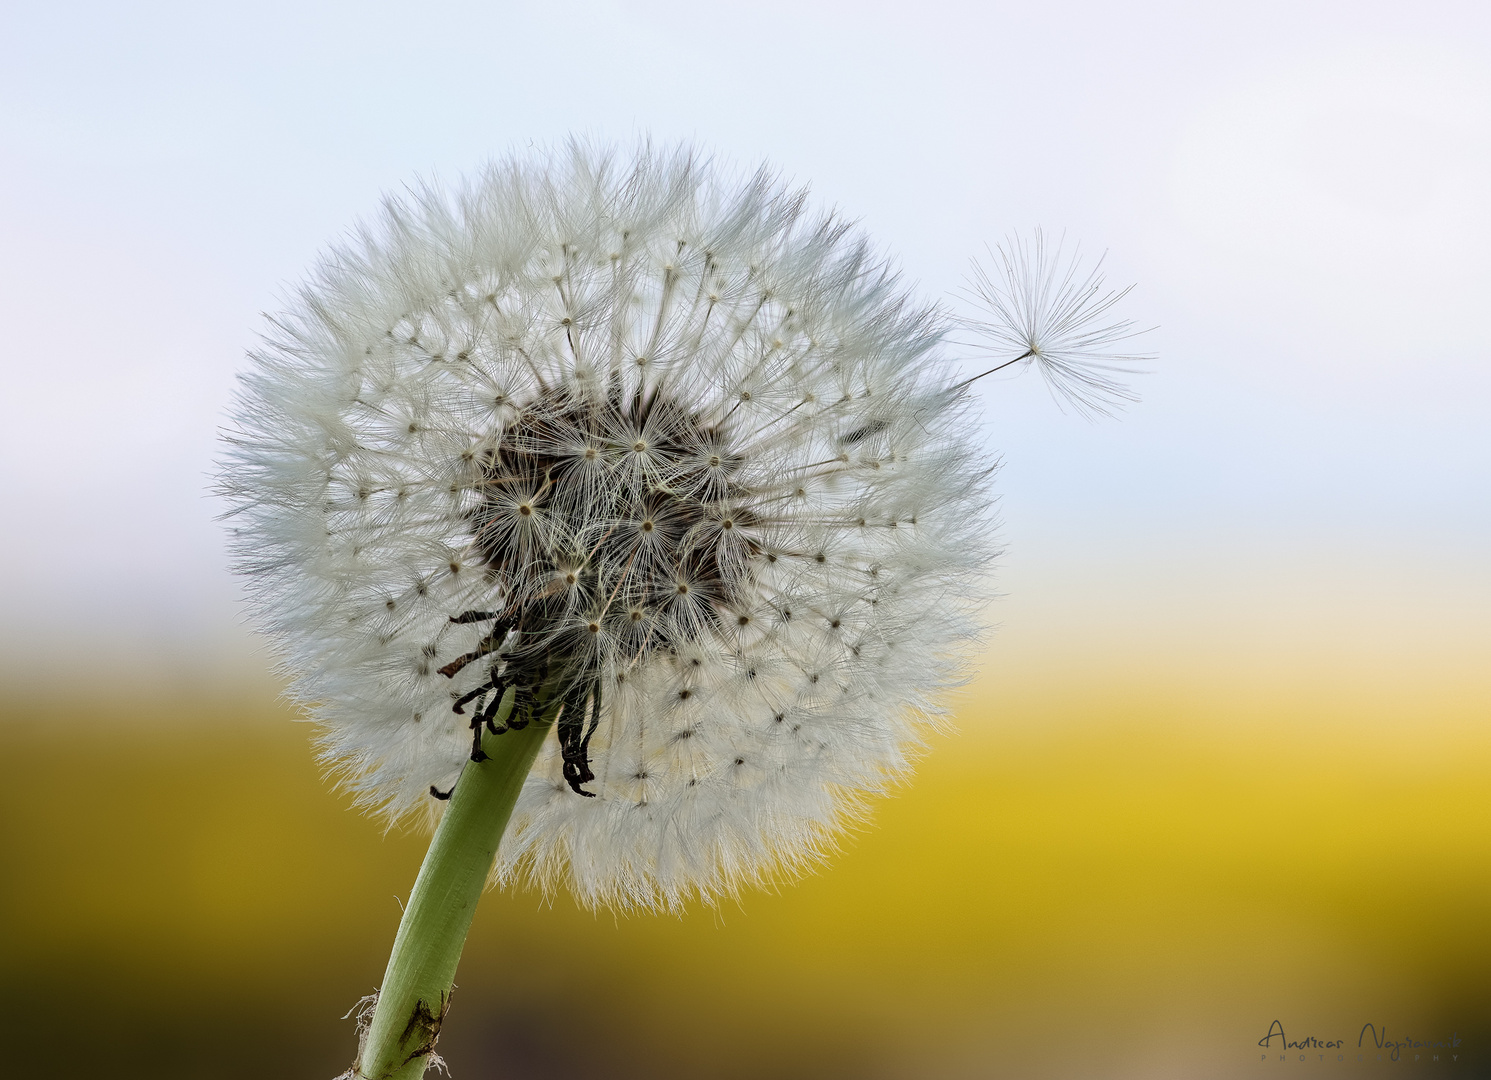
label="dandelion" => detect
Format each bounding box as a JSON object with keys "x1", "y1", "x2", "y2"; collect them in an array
[
  {"x1": 219, "y1": 142, "x2": 1141, "y2": 1079},
  {"x1": 962, "y1": 229, "x2": 1153, "y2": 417}
]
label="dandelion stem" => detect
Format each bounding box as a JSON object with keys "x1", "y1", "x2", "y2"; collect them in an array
[{"x1": 353, "y1": 687, "x2": 555, "y2": 1080}]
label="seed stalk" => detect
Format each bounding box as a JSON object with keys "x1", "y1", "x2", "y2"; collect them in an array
[{"x1": 351, "y1": 688, "x2": 555, "y2": 1080}]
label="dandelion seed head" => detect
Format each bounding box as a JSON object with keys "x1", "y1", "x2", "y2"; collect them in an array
[{"x1": 220, "y1": 142, "x2": 996, "y2": 910}]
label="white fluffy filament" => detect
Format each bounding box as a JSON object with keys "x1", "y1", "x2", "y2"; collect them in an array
[{"x1": 221, "y1": 143, "x2": 996, "y2": 910}]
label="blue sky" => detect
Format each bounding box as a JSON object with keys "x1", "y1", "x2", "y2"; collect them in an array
[{"x1": 1, "y1": 0, "x2": 1486, "y2": 698}]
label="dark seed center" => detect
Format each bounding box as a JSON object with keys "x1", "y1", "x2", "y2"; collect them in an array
[{"x1": 466, "y1": 386, "x2": 759, "y2": 673}]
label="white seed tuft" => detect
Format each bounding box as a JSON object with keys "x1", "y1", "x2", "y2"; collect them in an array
[
  {"x1": 963, "y1": 229, "x2": 1153, "y2": 417},
  {"x1": 220, "y1": 142, "x2": 997, "y2": 910}
]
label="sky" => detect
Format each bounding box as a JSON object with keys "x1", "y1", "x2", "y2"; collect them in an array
[{"x1": 0, "y1": 0, "x2": 1487, "y2": 704}]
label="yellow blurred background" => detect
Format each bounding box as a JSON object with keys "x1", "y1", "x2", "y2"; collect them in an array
[{"x1": 3, "y1": 605, "x2": 1486, "y2": 1079}]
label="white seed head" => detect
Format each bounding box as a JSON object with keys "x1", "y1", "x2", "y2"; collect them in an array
[{"x1": 220, "y1": 142, "x2": 995, "y2": 910}]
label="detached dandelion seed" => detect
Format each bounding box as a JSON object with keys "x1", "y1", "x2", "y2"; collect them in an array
[
  {"x1": 218, "y1": 142, "x2": 1146, "y2": 1080},
  {"x1": 962, "y1": 229, "x2": 1153, "y2": 417}
]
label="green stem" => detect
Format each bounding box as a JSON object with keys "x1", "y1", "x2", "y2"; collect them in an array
[{"x1": 353, "y1": 689, "x2": 555, "y2": 1080}]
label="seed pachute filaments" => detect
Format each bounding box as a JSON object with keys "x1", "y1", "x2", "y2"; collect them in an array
[{"x1": 223, "y1": 144, "x2": 999, "y2": 909}]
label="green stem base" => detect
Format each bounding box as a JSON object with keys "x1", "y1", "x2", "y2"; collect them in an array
[{"x1": 352, "y1": 690, "x2": 553, "y2": 1080}]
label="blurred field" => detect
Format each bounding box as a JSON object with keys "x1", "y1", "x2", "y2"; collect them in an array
[{"x1": 1, "y1": 667, "x2": 1488, "y2": 1080}]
